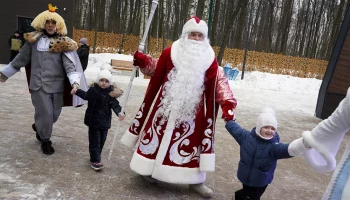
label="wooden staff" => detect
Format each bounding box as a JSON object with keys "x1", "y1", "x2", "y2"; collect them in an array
[{"x1": 108, "y1": 0, "x2": 159, "y2": 160}]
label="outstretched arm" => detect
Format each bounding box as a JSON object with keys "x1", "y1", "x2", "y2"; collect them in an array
[
  {"x1": 302, "y1": 87, "x2": 350, "y2": 172},
  {"x1": 0, "y1": 43, "x2": 32, "y2": 82},
  {"x1": 74, "y1": 89, "x2": 89, "y2": 100},
  {"x1": 133, "y1": 51, "x2": 158, "y2": 76},
  {"x1": 225, "y1": 120, "x2": 249, "y2": 145},
  {"x1": 217, "y1": 68, "x2": 237, "y2": 121},
  {"x1": 110, "y1": 98, "x2": 122, "y2": 116}
]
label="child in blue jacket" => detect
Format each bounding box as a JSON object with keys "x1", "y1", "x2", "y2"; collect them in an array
[{"x1": 225, "y1": 107, "x2": 310, "y2": 200}]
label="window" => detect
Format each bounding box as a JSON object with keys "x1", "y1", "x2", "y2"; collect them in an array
[{"x1": 17, "y1": 16, "x2": 36, "y2": 34}]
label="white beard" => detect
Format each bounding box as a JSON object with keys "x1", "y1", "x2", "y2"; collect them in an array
[{"x1": 159, "y1": 37, "x2": 211, "y2": 125}]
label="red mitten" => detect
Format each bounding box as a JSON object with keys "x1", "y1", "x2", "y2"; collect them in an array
[
  {"x1": 221, "y1": 100, "x2": 237, "y2": 121},
  {"x1": 133, "y1": 51, "x2": 149, "y2": 68}
]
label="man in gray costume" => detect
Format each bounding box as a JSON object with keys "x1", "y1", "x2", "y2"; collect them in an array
[{"x1": 0, "y1": 4, "x2": 87, "y2": 155}]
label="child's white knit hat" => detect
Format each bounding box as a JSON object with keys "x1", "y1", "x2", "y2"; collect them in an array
[
  {"x1": 96, "y1": 69, "x2": 112, "y2": 83},
  {"x1": 256, "y1": 106, "x2": 278, "y2": 135}
]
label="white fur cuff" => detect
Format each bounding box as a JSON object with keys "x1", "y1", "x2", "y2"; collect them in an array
[
  {"x1": 67, "y1": 72, "x2": 82, "y2": 85},
  {"x1": 199, "y1": 154, "x2": 215, "y2": 172},
  {"x1": 1, "y1": 63, "x2": 19, "y2": 78},
  {"x1": 121, "y1": 129, "x2": 139, "y2": 148},
  {"x1": 303, "y1": 131, "x2": 336, "y2": 172}
]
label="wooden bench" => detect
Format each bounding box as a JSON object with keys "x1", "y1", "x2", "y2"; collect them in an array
[
  {"x1": 110, "y1": 59, "x2": 151, "y2": 79},
  {"x1": 110, "y1": 59, "x2": 134, "y2": 71}
]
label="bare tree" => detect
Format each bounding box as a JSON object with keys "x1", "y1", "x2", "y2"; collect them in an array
[
  {"x1": 217, "y1": 0, "x2": 246, "y2": 66},
  {"x1": 196, "y1": 0, "x2": 205, "y2": 18}
]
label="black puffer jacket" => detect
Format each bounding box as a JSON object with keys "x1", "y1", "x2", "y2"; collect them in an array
[
  {"x1": 77, "y1": 44, "x2": 90, "y2": 71},
  {"x1": 75, "y1": 83, "x2": 122, "y2": 129}
]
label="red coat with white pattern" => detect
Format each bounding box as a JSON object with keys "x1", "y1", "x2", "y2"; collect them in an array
[{"x1": 121, "y1": 41, "x2": 219, "y2": 184}]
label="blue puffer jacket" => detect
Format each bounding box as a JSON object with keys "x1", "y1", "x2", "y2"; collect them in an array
[{"x1": 225, "y1": 120, "x2": 292, "y2": 187}]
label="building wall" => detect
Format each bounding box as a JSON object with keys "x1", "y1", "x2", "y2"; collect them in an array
[
  {"x1": 328, "y1": 29, "x2": 350, "y2": 95},
  {"x1": 315, "y1": 2, "x2": 350, "y2": 119},
  {"x1": 321, "y1": 29, "x2": 350, "y2": 119},
  {"x1": 0, "y1": 0, "x2": 74, "y2": 64}
]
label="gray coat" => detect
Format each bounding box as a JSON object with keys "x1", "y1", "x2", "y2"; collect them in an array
[{"x1": 11, "y1": 41, "x2": 77, "y2": 93}]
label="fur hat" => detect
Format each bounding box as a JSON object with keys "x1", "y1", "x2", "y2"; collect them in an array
[
  {"x1": 256, "y1": 106, "x2": 278, "y2": 135},
  {"x1": 31, "y1": 4, "x2": 67, "y2": 35},
  {"x1": 80, "y1": 38, "x2": 87, "y2": 45},
  {"x1": 96, "y1": 69, "x2": 113, "y2": 83},
  {"x1": 181, "y1": 16, "x2": 208, "y2": 38}
]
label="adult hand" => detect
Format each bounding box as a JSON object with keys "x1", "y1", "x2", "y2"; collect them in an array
[
  {"x1": 70, "y1": 83, "x2": 79, "y2": 95},
  {"x1": 133, "y1": 50, "x2": 147, "y2": 67},
  {"x1": 0, "y1": 72, "x2": 8, "y2": 83},
  {"x1": 288, "y1": 137, "x2": 312, "y2": 157},
  {"x1": 302, "y1": 130, "x2": 337, "y2": 172},
  {"x1": 221, "y1": 100, "x2": 236, "y2": 121}
]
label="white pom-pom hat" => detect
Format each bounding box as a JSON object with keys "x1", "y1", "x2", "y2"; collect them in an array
[
  {"x1": 256, "y1": 106, "x2": 278, "y2": 135},
  {"x1": 181, "y1": 16, "x2": 208, "y2": 38},
  {"x1": 96, "y1": 69, "x2": 112, "y2": 83}
]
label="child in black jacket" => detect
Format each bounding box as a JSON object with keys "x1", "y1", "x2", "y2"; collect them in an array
[{"x1": 71, "y1": 69, "x2": 124, "y2": 170}]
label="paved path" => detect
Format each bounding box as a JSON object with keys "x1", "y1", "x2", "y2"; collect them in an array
[{"x1": 1, "y1": 70, "x2": 349, "y2": 200}]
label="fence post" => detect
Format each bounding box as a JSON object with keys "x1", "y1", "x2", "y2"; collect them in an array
[{"x1": 93, "y1": 29, "x2": 97, "y2": 53}]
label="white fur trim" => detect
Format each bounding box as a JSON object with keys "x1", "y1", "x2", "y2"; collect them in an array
[
  {"x1": 152, "y1": 164, "x2": 206, "y2": 184},
  {"x1": 67, "y1": 72, "x2": 81, "y2": 85},
  {"x1": 171, "y1": 40, "x2": 215, "y2": 70},
  {"x1": 1, "y1": 63, "x2": 19, "y2": 78},
  {"x1": 199, "y1": 154, "x2": 215, "y2": 172},
  {"x1": 303, "y1": 131, "x2": 336, "y2": 172},
  {"x1": 288, "y1": 137, "x2": 310, "y2": 156},
  {"x1": 121, "y1": 129, "x2": 139, "y2": 148},
  {"x1": 182, "y1": 17, "x2": 208, "y2": 37},
  {"x1": 130, "y1": 147, "x2": 207, "y2": 184},
  {"x1": 129, "y1": 151, "x2": 155, "y2": 175}
]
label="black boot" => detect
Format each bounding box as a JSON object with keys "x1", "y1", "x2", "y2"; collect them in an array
[
  {"x1": 41, "y1": 141, "x2": 55, "y2": 155},
  {"x1": 32, "y1": 123, "x2": 42, "y2": 142}
]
